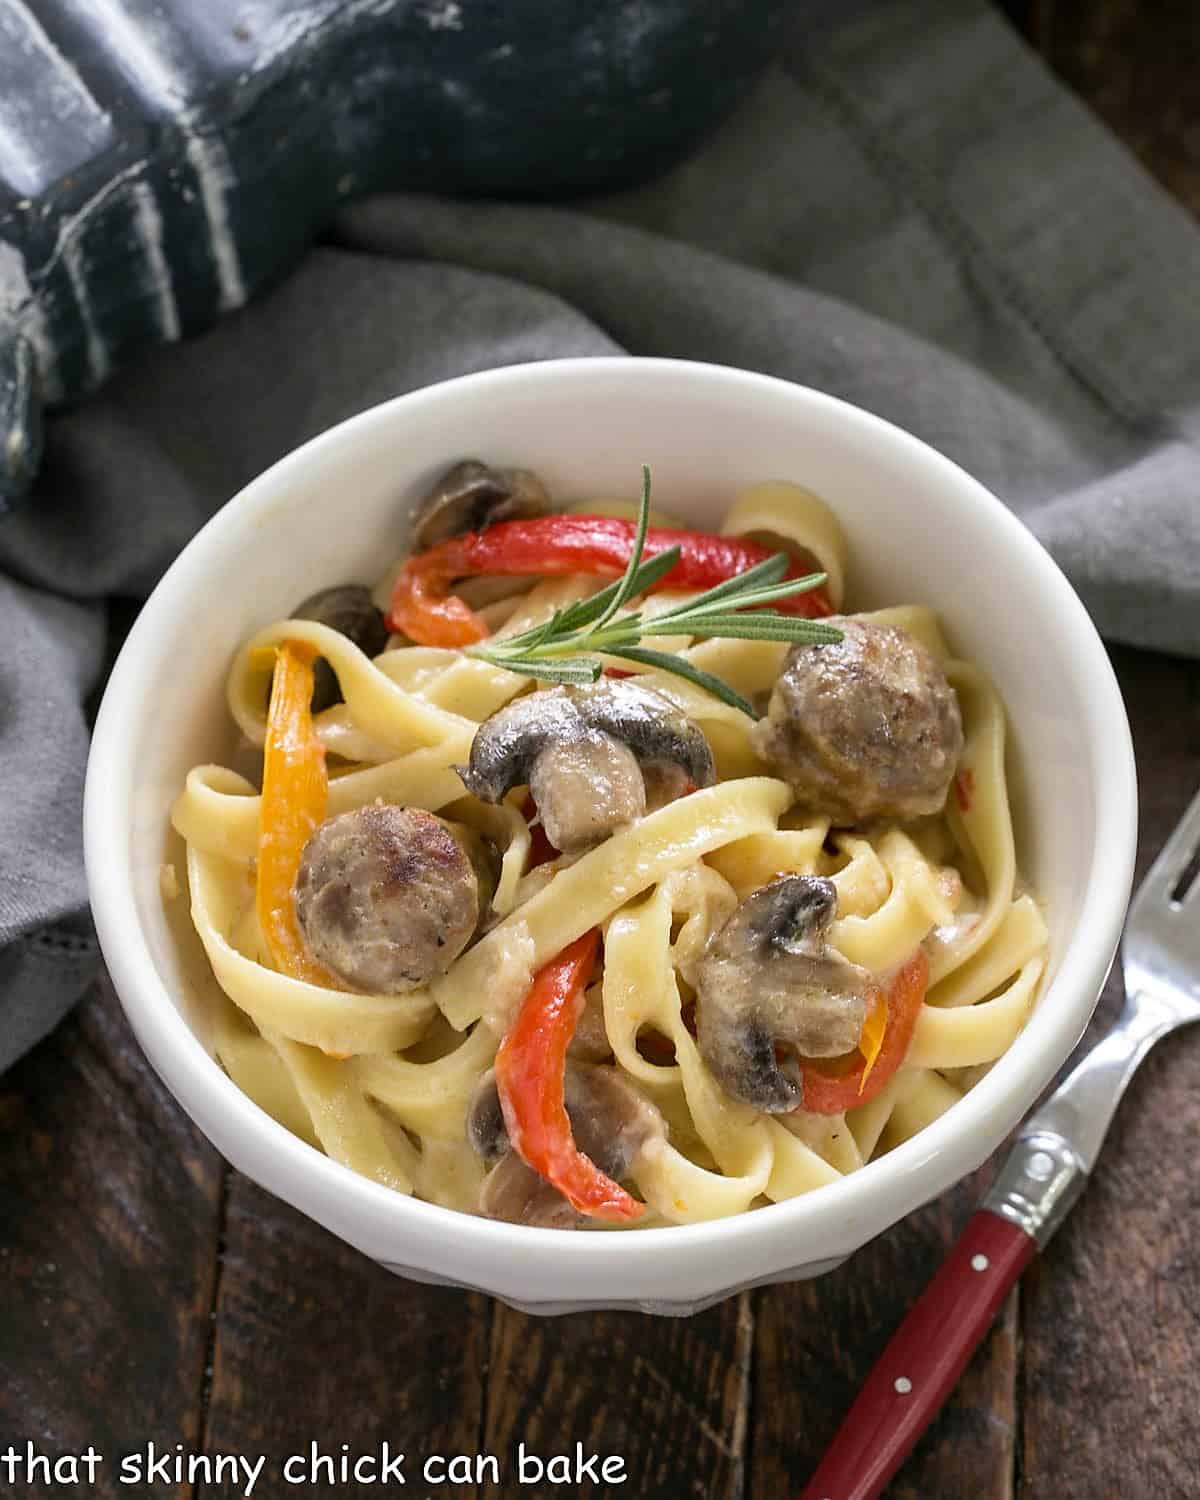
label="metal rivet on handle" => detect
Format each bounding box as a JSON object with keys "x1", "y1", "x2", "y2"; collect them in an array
[
  {"x1": 1027, "y1": 1151, "x2": 1055, "y2": 1181},
  {"x1": 971, "y1": 1253, "x2": 990, "y2": 1272},
  {"x1": 894, "y1": 1377, "x2": 912, "y2": 1394}
]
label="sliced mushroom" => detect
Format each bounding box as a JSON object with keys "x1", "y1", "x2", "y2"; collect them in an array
[
  {"x1": 459, "y1": 679, "x2": 715, "y2": 852},
  {"x1": 294, "y1": 806, "x2": 493, "y2": 991},
  {"x1": 528, "y1": 732, "x2": 646, "y2": 853},
  {"x1": 642, "y1": 761, "x2": 695, "y2": 812},
  {"x1": 562, "y1": 1063, "x2": 662, "y2": 1181},
  {"x1": 567, "y1": 984, "x2": 613, "y2": 1063},
  {"x1": 582, "y1": 678, "x2": 717, "y2": 788},
  {"x1": 466, "y1": 1068, "x2": 511, "y2": 1165},
  {"x1": 469, "y1": 1063, "x2": 663, "y2": 1227},
  {"x1": 695, "y1": 875, "x2": 870, "y2": 1114},
  {"x1": 753, "y1": 619, "x2": 963, "y2": 825},
  {"x1": 477, "y1": 1154, "x2": 585, "y2": 1230},
  {"x1": 411, "y1": 460, "x2": 552, "y2": 551},
  {"x1": 291, "y1": 584, "x2": 390, "y2": 712}
]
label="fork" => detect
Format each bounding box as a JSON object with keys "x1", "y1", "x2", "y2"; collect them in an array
[{"x1": 799, "y1": 785, "x2": 1200, "y2": 1500}]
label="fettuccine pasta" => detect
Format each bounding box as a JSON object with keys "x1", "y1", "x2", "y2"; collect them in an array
[{"x1": 170, "y1": 464, "x2": 1046, "y2": 1228}]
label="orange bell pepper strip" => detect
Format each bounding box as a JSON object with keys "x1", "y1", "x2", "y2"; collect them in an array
[
  {"x1": 495, "y1": 929, "x2": 644, "y2": 1222},
  {"x1": 387, "y1": 515, "x2": 833, "y2": 647},
  {"x1": 256, "y1": 642, "x2": 341, "y2": 987},
  {"x1": 856, "y1": 988, "x2": 890, "y2": 1092},
  {"x1": 799, "y1": 948, "x2": 930, "y2": 1116}
]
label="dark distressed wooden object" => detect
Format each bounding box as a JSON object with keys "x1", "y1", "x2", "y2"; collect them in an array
[
  {"x1": 0, "y1": 646, "x2": 1195, "y2": 1500},
  {"x1": 1, "y1": 10, "x2": 1200, "y2": 1497},
  {"x1": 0, "y1": 0, "x2": 792, "y2": 501},
  {"x1": 751, "y1": 1167, "x2": 1019, "y2": 1500},
  {"x1": 1020, "y1": 646, "x2": 1200, "y2": 1498},
  {"x1": 0, "y1": 975, "x2": 222, "y2": 1499},
  {"x1": 1022, "y1": 0, "x2": 1200, "y2": 218},
  {"x1": 482, "y1": 1294, "x2": 754, "y2": 1498},
  {"x1": 196, "y1": 1175, "x2": 490, "y2": 1499}
]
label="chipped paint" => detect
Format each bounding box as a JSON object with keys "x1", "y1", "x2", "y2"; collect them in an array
[
  {"x1": 228, "y1": 0, "x2": 407, "y2": 74},
  {"x1": 0, "y1": 0, "x2": 782, "y2": 505},
  {"x1": 422, "y1": 1, "x2": 464, "y2": 30},
  {"x1": 0, "y1": 241, "x2": 30, "y2": 319},
  {"x1": 0, "y1": 0, "x2": 114, "y2": 196},
  {"x1": 79, "y1": 0, "x2": 188, "y2": 112},
  {"x1": 22, "y1": 300, "x2": 61, "y2": 404},
  {"x1": 0, "y1": 245, "x2": 62, "y2": 403},
  {"x1": 61, "y1": 228, "x2": 110, "y2": 385},
  {"x1": 131, "y1": 181, "x2": 181, "y2": 341},
  {"x1": 184, "y1": 134, "x2": 246, "y2": 311}
]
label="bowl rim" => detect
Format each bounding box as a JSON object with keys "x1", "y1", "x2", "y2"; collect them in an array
[{"x1": 84, "y1": 356, "x2": 1137, "y2": 1285}]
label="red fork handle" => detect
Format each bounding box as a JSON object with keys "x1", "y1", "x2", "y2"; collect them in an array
[{"x1": 798, "y1": 1210, "x2": 1036, "y2": 1500}]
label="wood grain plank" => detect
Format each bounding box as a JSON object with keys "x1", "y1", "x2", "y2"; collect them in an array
[
  {"x1": 1021, "y1": 646, "x2": 1200, "y2": 1498},
  {"x1": 483, "y1": 1292, "x2": 753, "y2": 1499},
  {"x1": 197, "y1": 1172, "x2": 490, "y2": 1499},
  {"x1": 1023, "y1": 0, "x2": 1200, "y2": 221},
  {"x1": 751, "y1": 1166, "x2": 1017, "y2": 1500},
  {"x1": 0, "y1": 973, "x2": 222, "y2": 1498}
]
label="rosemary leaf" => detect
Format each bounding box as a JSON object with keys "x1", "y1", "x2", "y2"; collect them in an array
[
  {"x1": 458, "y1": 465, "x2": 843, "y2": 715},
  {"x1": 592, "y1": 464, "x2": 653, "y2": 629},
  {"x1": 646, "y1": 554, "x2": 791, "y2": 619},
  {"x1": 551, "y1": 546, "x2": 682, "y2": 635},
  {"x1": 606, "y1": 646, "x2": 760, "y2": 718},
  {"x1": 672, "y1": 573, "x2": 830, "y2": 618},
  {"x1": 499, "y1": 610, "x2": 564, "y2": 651},
  {"x1": 486, "y1": 655, "x2": 603, "y2": 686},
  {"x1": 651, "y1": 613, "x2": 844, "y2": 643}
]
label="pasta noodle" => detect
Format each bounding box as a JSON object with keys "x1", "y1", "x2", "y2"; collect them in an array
[{"x1": 170, "y1": 475, "x2": 1048, "y2": 1229}]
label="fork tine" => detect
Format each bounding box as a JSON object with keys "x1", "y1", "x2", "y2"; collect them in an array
[{"x1": 1130, "y1": 784, "x2": 1200, "y2": 917}]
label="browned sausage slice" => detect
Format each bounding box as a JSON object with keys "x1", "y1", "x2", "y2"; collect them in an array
[
  {"x1": 753, "y1": 619, "x2": 963, "y2": 826},
  {"x1": 294, "y1": 806, "x2": 488, "y2": 991}
]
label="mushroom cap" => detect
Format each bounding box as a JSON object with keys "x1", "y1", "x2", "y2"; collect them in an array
[
  {"x1": 459, "y1": 678, "x2": 716, "y2": 806},
  {"x1": 466, "y1": 1067, "x2": 510, "y2": 1165},
  {"x1": 291, "y1": 583, "x2": 389, "y2": 712},
  {"x1": 477, "y1": 1153, "x2": 588, "y2": 1229},
  {"x1": 696, "y1": 875, "x2": 870, "y2": 1114},
  {"x1": 724, "y1": 872, "x2": 837, "y2": 960},
  {"x1": 470, "y1": 1063, "x2": 663, "y2": 1226},
  {"x1": 410, "y1": 460, "x2": 551, "y2": 551}
]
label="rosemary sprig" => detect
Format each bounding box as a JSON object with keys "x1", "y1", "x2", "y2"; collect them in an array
[{"x1": 464, "y1": 467, "x2": 842, "y2": 716}]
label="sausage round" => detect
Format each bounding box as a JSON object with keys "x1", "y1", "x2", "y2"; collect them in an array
[
  {"x1": 753, "y1": 619, "x2": 963, "y2": 825},
  {"x1": 294, "y1": 805, "x2": 483, "y2": 990}
]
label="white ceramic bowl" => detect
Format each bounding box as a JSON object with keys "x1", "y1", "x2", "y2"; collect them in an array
[{"x1": 84, "y1": 358, "x2": 1136, "y2": 1315}]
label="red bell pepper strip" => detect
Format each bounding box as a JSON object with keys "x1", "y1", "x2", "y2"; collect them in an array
[
  {"x1": 388, "y1": 515, "x2": 833, "y2": 647},
  {"x1": 799, "y1": 948, "x2": 930, "y2": 1116},
  {"x1": 495, "y1": 929, "x2": 645, "y2": 1222}
]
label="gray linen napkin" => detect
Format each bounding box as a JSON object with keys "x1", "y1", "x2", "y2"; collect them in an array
[{"x1": 1, "y1": 0, "x2": 1197, "y2": 1072}]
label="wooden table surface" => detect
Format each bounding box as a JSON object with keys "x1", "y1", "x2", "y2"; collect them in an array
[{"x1": 3, "y1": 4, "x2": 1199, "y2": 1496}]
